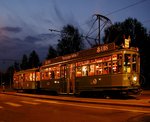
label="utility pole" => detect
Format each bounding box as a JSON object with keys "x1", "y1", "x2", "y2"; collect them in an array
[
  {"x1": 93, "y1": 14, "x2": 112, "y2": 45},
  {"x1": 49, "y1": 14, "x2": 112, "y2": 47},
  {"x1": 95, "y1": 14, "x2": 101, "y2": 45}
]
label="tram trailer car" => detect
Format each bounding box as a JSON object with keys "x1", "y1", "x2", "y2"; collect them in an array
[
  {"x1": 13, "y1": 68, "x2": 40, "y2": 93},
  {"x1": 13, "y1": 42, "x2": 141, "y2": 96}
]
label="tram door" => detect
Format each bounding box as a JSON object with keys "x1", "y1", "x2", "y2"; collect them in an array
[
  {"x1": 66, "y1": 64, "x2": 75, "y2": 94},
  {"x1": 60, "y1": 64, "x2": 75, "y2": 94},
  {"x1": 60, "y1": 65, "x2": 67, "y2": 93}
]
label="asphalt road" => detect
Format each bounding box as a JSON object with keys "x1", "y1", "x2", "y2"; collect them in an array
[{"x1": 0, "y1": 94, "x2": 150, "y2": 122}]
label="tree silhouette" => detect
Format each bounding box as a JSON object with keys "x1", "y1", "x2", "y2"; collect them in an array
[
  {"x1": 28, "y1": 50, "x2": 40, "y2": 68},
  {"x1": 46, "y1": 45, "x2": 57, "y2": 60},
  {"x1": 104, "y1": 18, "x2": 150, "y2": 88},
  {"x1": 57, "y1": 24, "x2": 84, "y2": 56},
  {"x1": 20, "y1": 54, "x2": 28, "y2": 70}
]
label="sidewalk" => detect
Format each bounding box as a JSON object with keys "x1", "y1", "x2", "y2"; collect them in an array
[{"x1": 1, "y1": 89, "x2": 150, "y2": 108}]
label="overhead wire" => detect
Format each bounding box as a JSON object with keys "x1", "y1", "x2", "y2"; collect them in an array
[
  {"x1": 106, "y1": 0, "x2": 148, "y2": 16},
  {"x1": 84, "y1": 0, "x2": 149, "y2": 45},
  {"x1": 81, "y1": 0, "x2": 148, "y2": 28}
]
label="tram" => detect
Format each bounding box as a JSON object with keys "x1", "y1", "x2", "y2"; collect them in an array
[{"x1": 13, "y1": 42, "x2": 141, "y2": 96}]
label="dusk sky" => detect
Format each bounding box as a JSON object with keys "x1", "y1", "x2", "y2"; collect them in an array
[{"x1": 0, "y1": 0, "x2": 150, "y2": 70}]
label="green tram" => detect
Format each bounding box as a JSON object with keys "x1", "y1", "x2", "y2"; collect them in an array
[
  {"x1": 13, "y1": 42, "x2": 141, "y2": 96},
  {"x1": 39, "y1": 42, "x2": 141, "y2": 96}
]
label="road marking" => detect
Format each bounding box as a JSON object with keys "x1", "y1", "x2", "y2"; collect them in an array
[
  {"x1": 66, "y1": 103, "x2": 150, "y2": 113},
  {"x1": 20, "y1": 101, "x2": 40, "y2": 105},
  {"x1": 5, "y1": 102, "x2": 22, "y2": 107},
  {"x1": 34, "y1": 99, "x2": 59, "y2": 104},
  {"x1": 34, "y1": 99, "x2": 150, "y2": 113}
]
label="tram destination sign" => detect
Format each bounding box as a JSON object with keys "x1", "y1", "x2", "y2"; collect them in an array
[{"x1": 96, "y1": 43, "x2": 115, "y2": 53}]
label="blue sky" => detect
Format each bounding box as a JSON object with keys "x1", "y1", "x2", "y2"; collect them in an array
[{"x1": 0, "y1": 0, "x2": 150, "y2": 70}]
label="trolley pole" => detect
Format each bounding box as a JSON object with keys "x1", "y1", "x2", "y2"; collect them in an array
[{"x1": 97, "y1": 14, "x2": 101, "y2": 45}]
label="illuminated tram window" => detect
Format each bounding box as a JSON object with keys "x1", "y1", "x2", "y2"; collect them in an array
[
  {"x1": 95, "y1": 63, "x2": 102, "y2": 75},
  {"x1": 124, "y1": 54, "x2": 131, "y2": 73},
  {"x1": 112, "y1": 54, "x2": 123, "y2": 73},
  {"x1": 36, "y1": 72, "x2": 40, "y2": 81},
  {"x1": 54, "y1": 66, "x2": 60, "y2": 79},
  {"x1": 76, "y1": 66, "x2": 82, "y2": 77},
  {"x1": 89, "y1": 65, "x2": 95, "y2": 76},
  {"x1": 82, "y1": 66, "x2": 88, "y2": 76},
  {"x1": 60, "y1": 66, "x2": 66, "y2": 78},
  {"x1": 29, "y1": 73, "x2": 33, "y2": 81},
  {"x1": 33, "y1": 73, "x2": 35, "y2": 81},
  {"x1": 132, "y1": 54, "x2": 137, "y2": 72}
]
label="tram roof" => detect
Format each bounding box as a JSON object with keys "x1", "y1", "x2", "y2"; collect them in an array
[
  {"x1": 14, "y1": 67, "x2": 39, "y2": 74},
  {"x1": 42, "y1": 42, "x2": 139, "y2": 67}
]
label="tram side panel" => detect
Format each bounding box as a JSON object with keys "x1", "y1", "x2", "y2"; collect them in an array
[
  {"x1": 75, "y1": 75, "x2": 114, "y2": 94},
  {"x1": 39, "y1": 79, "x2": 61, "y2": 92},
  {"x1": 75, "y1": 73, "x2": 140, "y2": 95}
]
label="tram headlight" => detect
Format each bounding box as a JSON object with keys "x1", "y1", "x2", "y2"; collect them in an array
[
  {"x1": 131, "y1": 75, "x2": 138, "y2": 86},
  {"x1": 133, "y1": 76, "x2": 137, "y2": 81}
]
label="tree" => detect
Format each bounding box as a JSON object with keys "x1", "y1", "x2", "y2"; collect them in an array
[
  {"x1": 5, "y1": 66, "x2": 14, "y2": 87},
  {"x1": 28, "y1": 50, "x2": 40, "y2": 68},
  {"x1": 20, "y1": 54, "x2": 28, "y2": 70},
  {"x1": 46, "y1": 45, "x2": 57, "y2": 60},
  {"x1": 103, "y1": 22, "x2": 123, "y2": 45},
  {"x1": 103, "y1": 18, "x2": 148, "y2": 47},
  {"x1": 57, "y1": 24, "x2": 84, "y2": 56},
  {"x1": 14, "y1": 61, "x2": 20, "y2": 71}
]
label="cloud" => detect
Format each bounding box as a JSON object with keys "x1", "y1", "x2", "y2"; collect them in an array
[
  {"x1": 1, "y1": 26, "x2": 22, "y2": 33},
  {"x1": 0, "y1": 32, "x2": 58, "y2": 61},
  {"x1": 53, "y1": 1, "x2": 77, "y2": 27},
  {"x1": 24, "y1": 36, "x2": 40, "y2": 43}
]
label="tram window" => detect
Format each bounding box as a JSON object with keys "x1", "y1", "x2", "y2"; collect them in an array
[
  {"x1": 82, "y1": 66, "x2": 89, "y2": 76},
  {"x1": 60, "y1": 66, "x2": 66, "y2": 78},
  {"x1": 124, "y1": 54, "x2": 131, "y2": 73},
  {"x1": 33, "y1": 73, "x2": 35, "y2": 81},
  {"x1": 36, "y1": 72, "x2": 40, "y2": 81},
  {"x1": 95, "y1": 63, "x2": 102, "y2": 75},
  {"x1": 25, "y1": 74, "x2": 28, "y2": 81},
  {"x1": 132, "y1": 54, "x2": 137, "y2": 72},
  {"x1": 51, "y1": 71, "x2": 55, "y2": 79},
  {"x1": 29, "y1": 73, "x2": 33, "y2": 81},
  {"x1": 89, "y1": 65, "x2": 95, "y2": 76},
  {"x1": 55, "y1": 70, "x2": 60, "y2": 79},
  {"x1": 103, "y1": 62, "x2": 109, "y2": 74},
  {"x1": 117, "y1": 54, "x2": 122, "y2": 73},
  {"x1": 54, "y1": 67, "x2": 60, "y2": 79},
  {"x1": 43, "y1": 72, "x2": 49, "y2": 80},
  {"x1": 41, "y1": 73, "x2": 44, "y2": 80},
  {"x1": 112, "y1": 61, "x2": 117, "y2": 73},
  {"x1": 76, "y1": 66, "x2": 82, "y2": 77}
]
